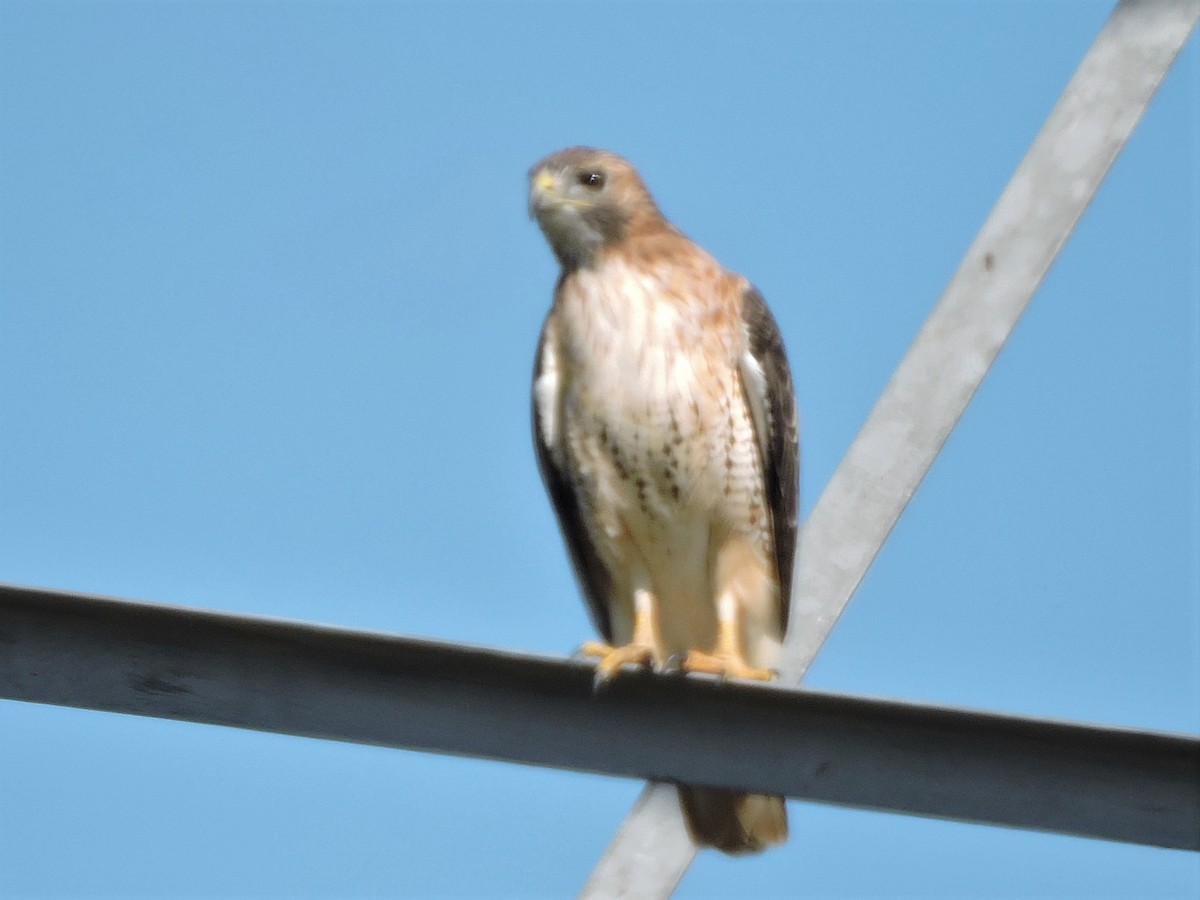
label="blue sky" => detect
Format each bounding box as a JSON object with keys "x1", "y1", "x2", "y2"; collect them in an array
[{"x1": 1, "y1": 1, "x2": 1197, "y2": 897}]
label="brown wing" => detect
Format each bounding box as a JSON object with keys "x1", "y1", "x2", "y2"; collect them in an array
[
  {"x1": 531, "y1": 317, "x2": 615, "y2": 642},
  {"x1": 739, "y1": 286, "x2": 800, "y2": 634}
]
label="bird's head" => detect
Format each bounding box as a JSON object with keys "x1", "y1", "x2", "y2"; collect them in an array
[{"x1": 528, "y1": 147, "x2": 664, "y2": 268}]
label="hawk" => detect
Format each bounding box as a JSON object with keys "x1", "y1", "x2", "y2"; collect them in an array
[{"x1": 529, "y1": 147, "x2": 799, "y2": 854}]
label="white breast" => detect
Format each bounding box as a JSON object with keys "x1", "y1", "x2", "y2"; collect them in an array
[{"x1": 555, "y1": 257, "x2": 771, "y2": 653}]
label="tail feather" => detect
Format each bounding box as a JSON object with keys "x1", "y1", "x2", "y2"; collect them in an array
[{"x1": 678, "y1": 786, "x2": 788, "y2": 855}]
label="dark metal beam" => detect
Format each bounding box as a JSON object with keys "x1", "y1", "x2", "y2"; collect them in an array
[{"x1": 3, "y1": 583, "x2": 1197, "y2": 852}]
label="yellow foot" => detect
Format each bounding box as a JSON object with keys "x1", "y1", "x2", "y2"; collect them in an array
[
  {"x1": 681, "y1": 649, "x2": 775, "y2": 682},
  {"x1": 578, "y1": 640, "x2": 659, "y2": 685}
]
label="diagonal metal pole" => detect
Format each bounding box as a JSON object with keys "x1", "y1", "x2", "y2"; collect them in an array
[{"x1": 579, "y1": 1, "x2": 1200, "y2": 896}]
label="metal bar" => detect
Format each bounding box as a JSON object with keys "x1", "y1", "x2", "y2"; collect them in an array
[
  {"x1": 581, "y1": 0, "x2": 1200, "y2": 895},
  {"x1": 2, "y1": 582, "x2": 1198, "y2": 852}
]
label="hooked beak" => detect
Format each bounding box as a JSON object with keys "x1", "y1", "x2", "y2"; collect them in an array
[{"x1": 528, "y1": 169, "x2": 560, "y2": 218}]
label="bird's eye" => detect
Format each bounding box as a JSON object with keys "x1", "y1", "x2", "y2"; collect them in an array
[{"x1": 577, "y1": 170, "x2": 606, "y2": 190}]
